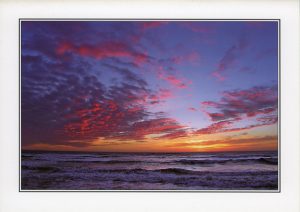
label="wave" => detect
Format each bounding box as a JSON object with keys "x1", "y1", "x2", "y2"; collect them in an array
[
  {"x1": 22, "y1": 165, "x2": 61, "y2": 173},
  {"x1": 93, "y1": 168, "x2": 278, "y2": 176},
  {"x1": 22, "y1": 157, "x2": 278, "y2": 166},
  {"x1": 62, "y1": 159, "x2": 145, "y2": 164},
  {"x1": 177, "y1": 157, "x2": 278, "y2": 165}
]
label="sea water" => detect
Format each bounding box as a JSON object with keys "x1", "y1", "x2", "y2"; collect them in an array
[{"x1": 21, "y1": 151, "x2": 278, "y2": 190}]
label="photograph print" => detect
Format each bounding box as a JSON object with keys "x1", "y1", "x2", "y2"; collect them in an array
[{"x1": 21, "y1": 20, "x2": 279, "y2": 191}]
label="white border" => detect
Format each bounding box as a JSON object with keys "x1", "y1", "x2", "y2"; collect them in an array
[{"x1": 0, "y1": 0, "x2": 299, "y2": 212}]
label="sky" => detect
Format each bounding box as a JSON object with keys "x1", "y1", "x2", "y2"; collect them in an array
[{"x1": 21, "y1": 21, "x2": 278, "y2": 152}]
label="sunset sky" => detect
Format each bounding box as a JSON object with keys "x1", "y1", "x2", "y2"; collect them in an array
[{"x1": 21, "y1": 21, "x2": 278, "y2": 152}]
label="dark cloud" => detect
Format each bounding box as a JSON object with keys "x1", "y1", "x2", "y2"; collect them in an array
[
  {"x1": 195, "y1": 117, "x2": 278, "y2": 135},
  {"x1": 201, "y1": 85, "x2": 278, "y2": 122},
  {"x1": 198, "y1": 85, "x2": 278, "y2": 134},
  {"x1": 21, "y1": 53, "x2": 169, "y2": 146},
  {"x1": 102, "y1": 63, "x2": 148, "y2": 88},
  {"x1": 21, "y1": 21, "x2": 189, "y2": 148}
]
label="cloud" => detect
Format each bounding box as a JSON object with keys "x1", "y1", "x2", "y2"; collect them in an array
[
  {"x1": 195, "y1": 116, "x2": 278, "y2": 135},
  {"x1": 188, "y1": 107, "x2": 197, "y2": 112},
  {"x1": 110, "y1": 118, "x2": 188, "y2": 141},
  {"x1": 21, "y1": 21, "x2": 95, "y2": 61},
  {"x1": 156, "y1": 129, "x2": 189, "y2": 140},
  {"x1": 21, "y1": 53, "x2": 186, "y2": 147},
  {"x1": 162, "y1": 75, "x2": 188, "y2": 89},
  {"x1": 200, "y1": 135, "x2": 277, "y2": 146},
  {"x1": 149, "y1": 89, "x2": 173, "y2": 102},
  {"x1": 196, "y1": 120, "x2": 233, "y2": 134},
  {"x1": 102, "y1": 63, "x2": 148, "y2": 88},
  {"x1": 166, "y1": 135, "x2": 277, "y2": 151},
  {"x1": 157, "y1": 66, "x2": 191, "y2": 89},
  {"x1": 212, "y1": 37, "x2": 248, "y2": 81},
  {"x1": 22, "y1": 22, "x2": 151, "y2": 67},
  {"x1": 201, "y1": 85, "x2": 278, "y2": 122},
  {"x1": 21, "y1": 21, "x2": 278, "y2": 150},
  {"x1": 198, "y1": 85, "x2": 278, "y2": 134},
  {"x1": 22, "y1": 68, "x2": 171, "y2": 146},
  {"x1": 56, "y1": 41, "x2": 149, "y2": 65}
]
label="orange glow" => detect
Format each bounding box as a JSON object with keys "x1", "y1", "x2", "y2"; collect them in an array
[{"x1": 22, "y1": 128, "x2": 278, "y2": 153}]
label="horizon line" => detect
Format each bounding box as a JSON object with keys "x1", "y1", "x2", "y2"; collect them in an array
[{"x1": 21, "y1": 149, "x2": 278, "y2": 154}]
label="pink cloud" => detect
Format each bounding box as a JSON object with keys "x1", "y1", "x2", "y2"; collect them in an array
[
  {"x1": 197, "y1": 85, "x2": 278, "y2": 135},
  {"x1": 156, "y1": 130, "x2": 189, "y2": 140},
  {"x1": 212, "y1": 71, "x2": 226, "y2": 81},
  {"x1": 149, "y1": 89, "x2": 174, "y2": 103},
  {"x1": 156, "y1": 89, "x2": 173, "y2": 100},
  {"x1": 200, "y1": 85, "x2": 277, "y2": 122},
  {"x1": 56, "y1": 42, "x2": 72, "y2": 55},
  {"x1": 196, "y1": 120, "x2": 233, "y2": 134},
  {"x1": 56, "y1": 41, "x2": 148, "y2": 65},
  {"x1": 188, "y1": 107, "x2": 197, "y2": 112},
  {"x1": 164, "y1": 75, "x2": 188, "y2": 89},
  {"x1": 127, "y1": 88, "x2": 173, "y2": 107},
  {"x1": 195, "y1": 114, "x2": 278, "y2": 135},
  {"x1": 113, "y1": 118, "x2": 188, "y2": 141},
  {"x1": 156, "y1": 67, "x2": 191, "y2": 89}
]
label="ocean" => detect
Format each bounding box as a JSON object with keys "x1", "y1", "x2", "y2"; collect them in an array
[{"x1": 21, "y1": 151, "x2": 278, "y2": 190}]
